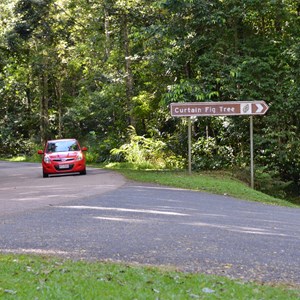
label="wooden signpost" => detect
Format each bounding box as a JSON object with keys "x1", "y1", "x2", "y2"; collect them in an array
[{"x1": 170, "y1": 101, "x2": 269, "y2": 188}]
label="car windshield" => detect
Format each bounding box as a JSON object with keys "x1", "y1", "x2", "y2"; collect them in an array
[{"x1": 46, "y1": 140, "x2": 79, "y2": 153}]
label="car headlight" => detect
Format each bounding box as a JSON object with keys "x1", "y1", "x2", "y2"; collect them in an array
[
  {"x1": 44, "y1": 155, "x2": 51, "y2": 164},
  {"x1": 76, "y1": 152, "x2": 83, "y2": 161}
]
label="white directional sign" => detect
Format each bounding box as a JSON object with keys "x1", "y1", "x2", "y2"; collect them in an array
[{"x1": 170, "y1": 101, "x2": 269, "y2": 117}]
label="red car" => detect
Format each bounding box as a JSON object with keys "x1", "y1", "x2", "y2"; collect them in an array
[{"x1": 38, "y1": 139, "x2": 87, "y2": 178}]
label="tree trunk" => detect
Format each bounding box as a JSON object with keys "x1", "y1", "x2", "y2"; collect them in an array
[
  {"x1": 40, "y1": 71, "x2": 49, "y2": 144},
  {"x1": 104, "y1": 5, "x2": 111, "y2": 61},
  {"x1": 122, "y1": 14, "x2": 135, "y2": 127},
  {"x1": 55, "y1": 79, "x2": 63, "y2": 138}
]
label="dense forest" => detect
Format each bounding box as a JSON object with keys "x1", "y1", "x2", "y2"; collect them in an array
[{"x1": 1, "y1": 0, "x2": 300, "y2": 198}]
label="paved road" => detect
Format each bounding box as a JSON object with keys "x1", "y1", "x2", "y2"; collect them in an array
[
  {"x1": 0, "y1": 161, "x2": 299, "y2": 286},
  {"x1": 0, "y1": 161, "x2": 126, "y2": 216}
]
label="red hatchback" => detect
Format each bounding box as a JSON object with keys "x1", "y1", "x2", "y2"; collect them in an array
[{"x1": 38, "y1": 139, "x2": 87, "y2": 178}]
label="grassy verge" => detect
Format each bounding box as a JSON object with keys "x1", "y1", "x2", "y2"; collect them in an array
[
  {"x1": 1, "y1": 254, "x2": 299, "y2": 299},
  {"x1": 107, "y1": 166, "x2": 298, "y2": 208}
]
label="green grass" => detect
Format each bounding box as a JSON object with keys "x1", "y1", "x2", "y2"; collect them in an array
[
  {"x1": 4, "y1": 156, "x2": 27, "y2": 162},
  {"x1": 107, "y1": 166, "x2": 298, "y2": 208},
  {"x1": 0, "y1": 254, "x2": 299, "y2": 300}
]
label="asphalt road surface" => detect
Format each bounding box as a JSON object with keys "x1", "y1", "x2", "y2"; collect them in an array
[{"x1": 0, "y1": 161, "x2": 299, "y2": 286}]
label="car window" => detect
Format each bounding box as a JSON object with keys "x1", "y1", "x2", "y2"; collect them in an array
[{"x1": 46, "y1": 141, "x2": 79, "y2": 153}]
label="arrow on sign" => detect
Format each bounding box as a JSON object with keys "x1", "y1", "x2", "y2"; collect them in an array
[{"x1": 255, "y1": 104, "x2": 264, "y2": 113}]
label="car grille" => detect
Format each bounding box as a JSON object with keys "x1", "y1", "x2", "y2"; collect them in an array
[
  {"x1": 52, "y1": 158, "x2": 74, "y2": 162},
  {"x1": 54, "y1": 164, "x2": 74, "y2": 171}
]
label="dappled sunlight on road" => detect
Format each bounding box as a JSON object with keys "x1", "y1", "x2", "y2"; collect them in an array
[
  {"x1": 183, "y1": 221, "x2": 293, "y2": 237},
  {"x1": 93, "y1": 217, "x2": 146, "y2": 223},
  {"x1": 53, "y1": 205, "x2": 189, "y2": 216},
  {"x1": 0, "y1": 248, "x2": 73, "y2": 256}
]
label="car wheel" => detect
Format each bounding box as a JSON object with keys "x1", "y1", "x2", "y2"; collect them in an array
[
  {"x1": 80, "y1": 169, "x2": 86, "y2": 175},
  {"x1": 43, "y1": 172, "x2": 49, "y2": 178}
]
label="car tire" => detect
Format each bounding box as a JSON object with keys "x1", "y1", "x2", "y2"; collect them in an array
[
  {"x1": 43, "y1": 172, "x2": 49, "y2": 178},
  {"x1": 80, "y1": 169, "x2": 86, "y2": 175}
]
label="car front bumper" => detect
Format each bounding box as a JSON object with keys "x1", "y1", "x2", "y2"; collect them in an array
[{"x1": 42, "y1": 160, "x2": 86, "y2": 175}]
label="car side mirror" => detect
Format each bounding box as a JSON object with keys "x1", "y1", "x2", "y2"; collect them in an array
[
  {"x1": 37, "y1": 150, "x2": 44, "y2": 155},
  {"x1": 81, "y1": 147, "x2": 88, "y2": 151}
]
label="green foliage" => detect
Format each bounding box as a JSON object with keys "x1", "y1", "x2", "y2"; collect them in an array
[
  {"x1": 192, "y1": 137, "x2": 235, "y2": 170},
  {"x1": 254, "y1": 167, "x2": 291, "y2": 200},
  {"x1": 84, "y1": 131, "x2": 123, "y2": 163},
  {"x1": 163, "y1": 80, "x2": 207, "y2": 104},
  {"x1": 255, "y1": 129, "x2": 300, "y2": 194},
  {"x1": 111, "y1": 126, "x2": 184, "y2": 169}
]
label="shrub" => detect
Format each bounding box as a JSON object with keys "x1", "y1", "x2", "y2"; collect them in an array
[
  {"x1": 254, "y1": 166, "x2": 291, "y2": 199},
  {"x1": 192, "y1": 137, "x2": 234, "y2": 170},
  {"x1": 110, "y1": 126, "x2": 185, "y2": 169},
  {"x1": 84, "y1": 132, "x2": 122, "y2": 163}
]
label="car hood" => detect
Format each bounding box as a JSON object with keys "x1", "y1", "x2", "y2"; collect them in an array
[{"x1": 47, "y1": 151, "x2": 80, "y2": 159}]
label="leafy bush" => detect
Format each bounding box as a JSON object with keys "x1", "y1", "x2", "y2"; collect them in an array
[
  {"x1": 110, "y1": 126, "x2": 185, "y2": 169},
  {"x1": 256, "y1": 130, "x2": 300, "y2": 194},
  {"x1": 84, "y1": 131, "x2": 122, "y2": 163},
  {"x1": 192, "y1": 137, "x2": 234, "y2": 170},
  {"x1": 0, "y1": 134, "x2": 37, "y2": 157},
  {"x1": 254, "y1": 166, "x2": 291, "y2": 199}
]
